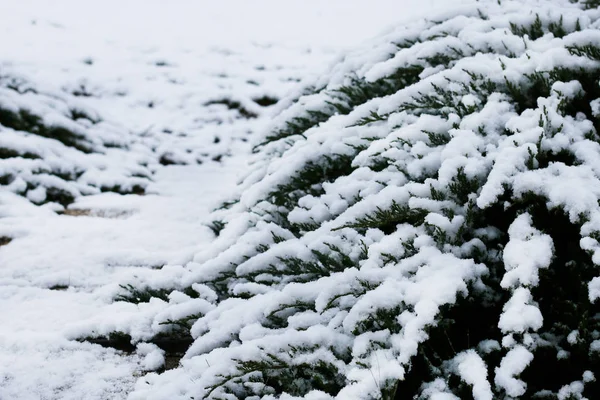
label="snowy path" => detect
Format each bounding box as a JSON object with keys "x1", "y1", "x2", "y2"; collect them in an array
[
  {"x1": 0, "y1": 0, "x2": 448, "y2": 398},
  {"x1": 0, "y1": 161, "x2": 242, "y2": 399},
  {"x1": 0, "y1": 165, "x2": 234, "y2": 288}
]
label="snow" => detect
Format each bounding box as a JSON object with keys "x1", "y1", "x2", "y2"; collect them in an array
[
  {"x1": 0, "y1": 162, "x2": 238, "y2": 398},
  {"x1": 1, "y1": 165, "x2": 234, "y2": 288},
  {"x1": 498, "y1": 287, "x2": 544, "y2": 334},
  {"x1": 589, "y1": 276, "x2": 600, "y2": 302},
  {"x1": 494, "y1": 345, "x2": 534, "y2": 397},
  {"x1": 558, "y1": 380, "x2": 586, "y2": 400},
  {"x1": 136, "y1": 343, "x2": 166, "y2": 372},
  {"x1": 3, "y1": 0, "x2": 600, "y2": 398},
  {"x1": 453, "y1": 350, "x2": 493, "y2": 400},
  {"x1": 0, "y1": 0, "x2": 459, "y2": 398}
]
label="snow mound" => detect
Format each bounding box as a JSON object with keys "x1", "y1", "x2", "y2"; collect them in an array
[
  {"x1": 88, "y1": 1, "x2": 600, "y2": 398},
  {"x1": 0, "y1": 71, "x2": 153, "y2": 206},
  {"x1": 0, "y1": 45, "x2": 306, "y2": 209}
]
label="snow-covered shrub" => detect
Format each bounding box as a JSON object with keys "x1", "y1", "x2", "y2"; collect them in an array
[
  {"x1": 0, "y1": 71, "x2": 152, "y2": 206},
  {"x1": 114, "y1": 1, "x2": 600, "y2": 398}
]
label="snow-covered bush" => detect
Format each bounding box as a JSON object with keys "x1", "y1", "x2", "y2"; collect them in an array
[
  {"x1": 108, "y1": 1, "x2": 600, "y2": 398},
  {"x1": 0, "y1": 71, "x2": 153, "y2": 206}
]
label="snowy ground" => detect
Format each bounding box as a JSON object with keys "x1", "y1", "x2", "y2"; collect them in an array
[
  {"x1": 0, "y1": 163, "x2": 240, "y2": 399},
  {"x1": 0, "y1": 1, "x2": 455, "y2": 398}
]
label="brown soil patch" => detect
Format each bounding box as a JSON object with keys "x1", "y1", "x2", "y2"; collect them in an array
[{"x1": 62, "y1": 208, "x2": 92, "y2": 217}]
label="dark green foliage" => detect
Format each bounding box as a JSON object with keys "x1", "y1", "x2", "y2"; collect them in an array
[
  {"x1": 548, "y1": 16, "x2": 568, "y2": 38},
  {"x1": 352, "y1": 110, "x2": 389, "y2": 126},
  {"x1": 258, "y1": 110, "x2": 332, "y2": 148},
  {"x1": 253, "y1": 95, "x2": 279, "y2": 107},
  {"x1": 575, "y1": 0, "x2": 600, "y2": 9},
  {"x1": 420, "y1": 46, "x2": 470, "y2": 69},
  {"x1": 0, "y1": 174, "x2": 14, "y2": 185},
  {"x1": 567, "y1": 43, "x2": 600, "y2": 60},
  {"x1": 207, "y1": 346, "x2": 349, "y2": 398},
  {"x1": 510, "y1": 15, "x2": 545, "y2": 40},
  {"x1": 158, "y1": 152, "x2": 183, "y2": 166},
  {"x1": 504, "y1": 66, "x2": 600, "y2": 118},
  {"x1": 0, "y1": 74, "x2": 36, "y2": 94},
  {"x1": 0, "y1": 147, "x2": 40, "y2": 159},
  {"x1": 258, "y1": 67, "x2": 424, "y2": 148},
  {"x1": 424, "y1": 129, "x2": 451, "y2": 146},
  {"x1": 92, "y1": 332, "x2": 135, "y2": 352},
  {"x1": 448, "y1": 167, "x2": 480, "y2": 204},
  {"x1": 335, "y1": 201, "x2": 427, "y2": 234},
  {"x1": 365, "y1": 153, "x2": 396, "y2": 172},
  {"x1": 400, "y1": 80, "x2": 489, "y2": 118},
  {"x1": 69, "y1": 108, "x2": 99, "y2": 123},
  {"x1": 115, "y1": 284, "x2": 171, "y2": 303},
  {"x1": 526, "y1": 67, "x2": 600, "y2": 135},
  {"x1": 388, "y1": 189, "x2": 599, "y2": 398},
  {"x1": 382, "y1": 65, "x2": 425, "y2": 91},
  {"x1": 45, "y1": 187, "x2": 76, "y2": 207},
  {"x1": 264, "y1": 301, "x2": 315, "y2": 328},
  {"x1": 289, "y1": 220, "x2": 320, "y2": 235},
  {"x1": 267, "y1": 152, "x2": 357, "y2": 230},
  {"x1": 204, "y1": 98, "x2": 258, "y2": 119},
  {"x1": 39, "y1": 126, "x2": 92, "y2": 153},
  {"x1": 159, "y1": 313, "x2": 203, "y2": 333},
  {"x1": 0, "y1": 106, "x2": 93, "y2": 153},
  {"x1": 243, "y1": 242, "x2": 365, "y2": 286},
  {"x1": 216, "y1": 199, "x2": 238, "y2": 211},
  {"x1": 522, "y1": 205, "x2": 600, "y2": 397},
  {"x1": 352, "y1": 304, "x2": 405, "y2": 336},
  {"x1": 395, "y1": 294, "x2": 504, "y2": 398},
  {"x1": 333, "y1": 70, "x2": 423, "y2": 112},
  {"x1": 208, "y1": 220, "x2": 226, "y2": 236},
  {"x1": 83, "y1": 330, "x2": 194, "y2": 372},
  {"x1": 100, "y1": 184, "x2": 145, "y2": 196},
  {"x1": 48, "y1": 284, "x2": 69, "y2": 290},
  {"x1": 71, "y1": 83, "x2": 94, "y2": 97}
]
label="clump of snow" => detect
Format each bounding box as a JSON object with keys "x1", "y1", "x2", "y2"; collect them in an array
[
  {"x1": 494, "y1": 346, "x2": 534, "y2": 397},
  {"x1": 501, "y1": 213, "x2": 554, "y2": 289},
  {"x1": 499, "y1": 287, "x2": 544, "y2": 334},
  {"x1": 453, "y1": 350, "x2": 493, "y2": 400},
  {"x1": 136, "y1": 343, "x2": 165, "y2": 371}
]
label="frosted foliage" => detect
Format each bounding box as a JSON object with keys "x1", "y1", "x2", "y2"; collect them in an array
[
  {"x1": 0, "y1": 78, "x2": 153, "y2": 207},
  {"x1": 83, "y1": 0, "x2": 600, "y2": 399}
]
